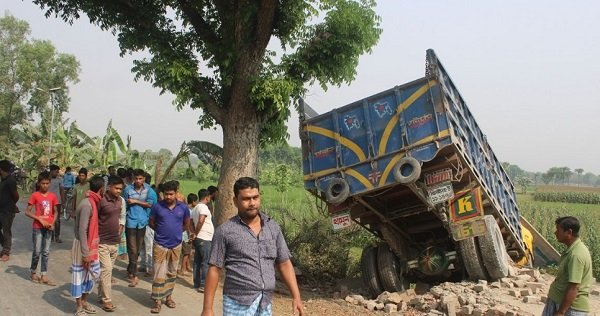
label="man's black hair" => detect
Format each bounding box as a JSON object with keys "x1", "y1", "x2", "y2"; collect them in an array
[
  {"x1": 233, "y1": 177, "x2": 259, "y2": 197},
  {"x1": 66, "y1": 166, "x2": 72, "y2": 172},
  {"x1": 49, "y1": 164, "x2": 60, "y2": 171},
  {"x1": 38, "y1": 171, "x2": 51, "y2": 182},
  {"x1": 208, "y1": 185, "x2": 218, "y2": 195},
  {"x1": 108, "y1": 176, "x2": 124, "y2": 186},
  {"x1": 78, "y1": 167, "x2": 88, "y2": 175},
  {"x1": 117, "y1": 167, "x2": 127, "y2": 178},
  {"x1": 144, "y1": 172, "x2": 152, "y2": 184},
  {"x1": 555, "y1": 216, "x2": 581, "y2": 237},
  {"x1": 133, "y1": 169, "x2": 145, "y2": 177},
  {"x1": 0, "y1": 160, "x2": 14, "y2": 173},
  {"x1": 187, "y1": 193, "x2": 198, "y2": 204},
  {"x1": 89, "y1": 175, "x2": 105, "y2": 193},
  {"x1": 198, "y1": 189, "x2": 210, "y2": 200},
  {"x1": 162, "y1": 180, "x2": 178, "y2": 193}
]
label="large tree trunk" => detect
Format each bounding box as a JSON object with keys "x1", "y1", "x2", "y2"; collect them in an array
[{"x1": 214, "y1": 102, "x2": 260, "y2": 225}]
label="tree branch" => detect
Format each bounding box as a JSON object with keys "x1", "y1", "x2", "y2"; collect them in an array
[
  {"x1": 252, "y1": 0, "x2": 277, "y2": 58},
  {"x1": 176, "y1": 0, "x2": 221, "y2": 50},
  {"x1": 192, "y1": 79, "x2": 225, "y2": 124}
]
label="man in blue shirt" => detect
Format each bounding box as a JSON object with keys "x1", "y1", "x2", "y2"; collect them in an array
[
  {"x1": 62, "y1": 167, "x2": 76, "y2": 216},
  {"x1": 123, "y1": 169, "x2": 157, "y2": 287},
  {"x1": 148, "y1": 180, "x2": 191, "y2": 314}
]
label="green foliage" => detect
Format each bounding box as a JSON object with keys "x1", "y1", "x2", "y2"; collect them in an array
[
  {"x1": 260, "y1": 163, "x2": 302, "y2": 193},
  {"x1": 264, "y1": 194, "x2": 375, "y2": 282},
  {"x1": 532, "y1": 191, "x2": 600, "y2": 204},
  {"x1": 0, "y1": 13, "x2": 79, "y2": 147},
  {"x1": 187, "y1": 140, "x2": 223, "y2": 173},
  {"x1": 520, "y1": 201, "x2": 600, "y2": 280}
]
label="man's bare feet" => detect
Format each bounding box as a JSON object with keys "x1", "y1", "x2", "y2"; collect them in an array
[{"x1": 0, "y1": 254, "x2": 9, "y2": 262}]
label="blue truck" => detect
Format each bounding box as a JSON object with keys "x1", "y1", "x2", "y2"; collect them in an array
[{"x1": 299, "y1": 50, "x2": 546, "y2": 297}]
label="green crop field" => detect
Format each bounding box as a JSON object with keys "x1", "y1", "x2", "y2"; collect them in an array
[{"x1": 519, "y1": 193, "x2": 600, "y2": 280}]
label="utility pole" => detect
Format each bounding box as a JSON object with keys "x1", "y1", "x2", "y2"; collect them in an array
[{"x1": 35, "y1": 87, "x2": 62, "y2": 166}]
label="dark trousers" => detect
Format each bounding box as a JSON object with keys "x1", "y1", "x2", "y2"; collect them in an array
[
  {"x1": 125, "y1": 226, "x2": 146, "y2": 276},
  {"x1": 0, "y1": 212, "x2": 16, "y2": 256},
  {"x1": 52, "y1": 215, "x2": 61, "y2": 240},
  {"x1": 192, "y1": 239, "x2": 212, "y2": 288}
]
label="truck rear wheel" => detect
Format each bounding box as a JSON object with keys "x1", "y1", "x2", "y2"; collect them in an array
[
  {"x1": 361, "y1": 245, "x2": 384, "y2": 298},
  {"x1": 324, "y1": 178, "x2": 350, "y2": 204},
  {"x1": 478, "y1": 215, "x2": 509, "y2": 280},
  {"x1": 392, "y1": 157, "x2": 421, "y2": 184},
  {"x1": 377, "y1": 243, "x2": 409, "y2": 292},
  {"x1": 458, "y1": 237, "x2": 487, "y2": 281}
]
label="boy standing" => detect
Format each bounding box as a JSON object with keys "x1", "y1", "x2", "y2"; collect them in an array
[
  {"x1": 49, "y1": 164, "x2": 64, "y2": 243},
  {"x1": 63, "y1": 166, "x2": 76, "y2": 216},
  {"x1": 72, "y1": 168, "x2": 90, "y2": 215},
  {"x1": 25, "y1": 172, "x2": 59, "y2": 286},
  {"x1": 191, "y1": 189, "x2": 213, "y2": 292},
  {"x1": 123, "y1": 169, "x2": 157, "y2": 287},
  {"x1": 71, "y1": 175, "x2": 105, "y2": 315}
]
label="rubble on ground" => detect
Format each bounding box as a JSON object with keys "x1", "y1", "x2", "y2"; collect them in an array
[{"x1": 341, "y1": 267, "x2": 596, "y2": 315}]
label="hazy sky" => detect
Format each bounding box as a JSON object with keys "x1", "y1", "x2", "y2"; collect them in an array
[{"x1": 5, "y1": 1, "x2": 600, "y2": 174}]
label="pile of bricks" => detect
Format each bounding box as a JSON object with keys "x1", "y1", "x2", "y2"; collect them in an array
[{"x1": 342, "y1": 267, "x2": 600, "y2": 315}]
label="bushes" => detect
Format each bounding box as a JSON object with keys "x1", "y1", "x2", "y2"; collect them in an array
[
  {"x1": 532, "y1": 192, "x2": 600, "y2": 204},
  {"x1": 264, "y1": 199, "x2": 376, "y2": 283}
]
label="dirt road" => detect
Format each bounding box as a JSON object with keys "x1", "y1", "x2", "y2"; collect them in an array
[
  {"x1": 0, "y1": 201, "x2": 222, "y2": 315},
  {"x1": 0, "y1": 201, "x2": 368, "y2": 316}
]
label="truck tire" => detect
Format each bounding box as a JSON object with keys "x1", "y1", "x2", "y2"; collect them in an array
[
  {"x1": 377, "y1": 243, "x2": 410, "y2": 292},
  {"x1": 324, "y1": 178, "x2": 350, "y2": 204},
  {"x1": 478, "y1": 215, "x2": 509, "y2": 280},
  {"x1": 458, "y1": 237, "x2": 487, "y2": 281},
  {"x1": 392, "y1": 157, "x2": 421, "y2": 184},
  {"x1": 361, "y1": 245, "x2": 384, "y2": 298}
]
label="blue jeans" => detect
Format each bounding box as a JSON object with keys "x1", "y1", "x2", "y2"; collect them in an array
[
  {"x1": 193, "y1": 239, "x2": 212, "y2": 288},
  {"x1": 30, "y1": 228, "x2": 52, "y2": 275}
]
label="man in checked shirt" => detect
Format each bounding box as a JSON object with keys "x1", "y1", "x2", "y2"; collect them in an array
[{"x1": 201, "y1": 177, "x2": 304, "y2": 316}]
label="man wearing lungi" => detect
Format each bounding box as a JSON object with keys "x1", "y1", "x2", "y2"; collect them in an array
[
  {"x1": 148, "y1": 180, "x2": 191, "y2": 313},
  {"x1": 71, "y1": 175, "x2": 105, "y2": 316}
]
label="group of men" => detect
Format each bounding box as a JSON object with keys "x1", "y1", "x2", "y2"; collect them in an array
[
  {"x1": 3, "y1": 157, "x2": 595, "y2": 316},
  {"x1": 0, "y1": 160, "x2": 305, "y2": 315}
]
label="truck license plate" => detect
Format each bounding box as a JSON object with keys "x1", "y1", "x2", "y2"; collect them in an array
[
  {"x1": 428, "y1": 182, "x2": 454, "y2": 204},
  {"x1": 331, "y1": 212, "x2": 352, "y2": 230},
  {"x1": 451, "y1": 218, "x2": 486, "y2": 241}
]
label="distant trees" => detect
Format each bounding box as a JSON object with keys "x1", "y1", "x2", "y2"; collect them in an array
[
  {"x1": 0, "y1": 13, "x2": 80, "y2": 148},
  {"x1": 501, "y1": 163, "x2": 598, "y2": 188}
]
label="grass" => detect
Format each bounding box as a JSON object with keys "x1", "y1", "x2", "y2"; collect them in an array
[{"x1": 177, "y1": 179, "x2": 323, "y2": 218}]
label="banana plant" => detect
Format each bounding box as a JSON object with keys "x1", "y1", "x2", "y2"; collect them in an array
[{"x1": 186, "y1": 140, "x2": 223, "y2": 172}]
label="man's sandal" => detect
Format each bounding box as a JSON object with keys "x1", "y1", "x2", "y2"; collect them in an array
[
  {"x1": 101, "y1": 303, "x2": 116, "y2": 312},
  {"x1": 82, "y1": 303, "x2": 97, "y2": 314},
  {"x1": 165, "y1": 299, "x2": 176, "y2": 309},
  {"x1": 150, "y1": 301, "x2": 162, "y2": 314},
  {"x1": 40, "y1": 276, "x2": 57, "y2": 286},
  {"x1": 30, "y1": 273, "x2": 40, "y2": 283},
  {"x1": 74, "y1": 309, "x2": 86, "y2": 316}
]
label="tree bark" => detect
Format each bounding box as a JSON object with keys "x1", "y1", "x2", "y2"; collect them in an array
[{"x1": 214, "y1": 100, "x2": 260, "y2": 225}]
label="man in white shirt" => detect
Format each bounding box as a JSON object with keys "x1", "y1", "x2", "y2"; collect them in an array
[{"x1": 191, "y1": 189, "x2": 214, "y2": 292}]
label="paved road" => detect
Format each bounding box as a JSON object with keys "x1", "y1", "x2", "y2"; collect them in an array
[{"x1": 0, "y1": 200, "x2": 223, "y2": 316}]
